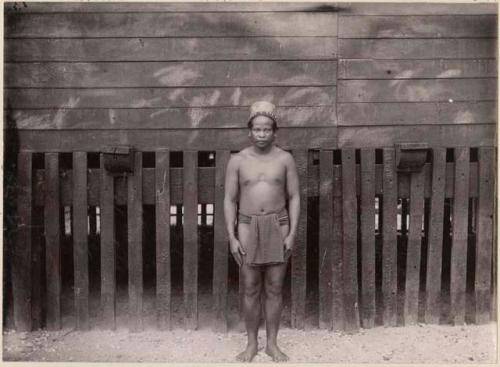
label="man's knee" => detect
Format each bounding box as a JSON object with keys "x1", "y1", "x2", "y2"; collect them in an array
[
  {"x1": 243, "y1": 279, "x2": 262, "y2": 298},
  {"x1": 264, "y1": 279, "x2": 283, "y2": 299}
]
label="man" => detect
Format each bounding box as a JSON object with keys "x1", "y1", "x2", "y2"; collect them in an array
[{"x1": 224, "y1": 101, "x2": 300, "y2": 362}]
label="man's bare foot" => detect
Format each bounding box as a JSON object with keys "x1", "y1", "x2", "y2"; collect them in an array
[
  {"x1": 265, "y1": 344, "x2": 289, "y2": 362},
  {"x1": 236, "y1": 343, "x2": 258, "y2": 362}
]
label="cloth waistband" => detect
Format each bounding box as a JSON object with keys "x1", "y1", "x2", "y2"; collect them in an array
[{"x1": 238, "y1": 208, "x2": 288, "y2": 225}]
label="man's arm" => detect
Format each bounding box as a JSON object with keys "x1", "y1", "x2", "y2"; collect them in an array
[
  {"x1": 224, "y1": 154, "x2": 245, "y2": 266},
  {"x1": 284, "y1": 152, "x2": 300, "y2": 255}
]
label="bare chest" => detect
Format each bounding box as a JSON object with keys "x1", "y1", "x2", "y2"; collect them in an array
[{"x1": 239, "y1": 160, "x2": 286, "y2": 186}]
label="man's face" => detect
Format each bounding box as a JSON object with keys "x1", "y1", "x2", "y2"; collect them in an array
[{"x1": 249, "y1": 116, "x2": 276, "y2": 149}]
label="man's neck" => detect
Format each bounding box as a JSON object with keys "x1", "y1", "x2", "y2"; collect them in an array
[{"x1": 251, "y1": 144, "x2": 274, "y2": 156}]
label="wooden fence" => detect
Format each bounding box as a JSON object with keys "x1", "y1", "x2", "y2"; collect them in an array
[{"x1": 7, "y1": 146, "x2": 495, "y2": 332}]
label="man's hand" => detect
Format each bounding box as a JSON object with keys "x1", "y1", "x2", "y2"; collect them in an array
[
  {"x1": 229, "y1": 237, "x2": 246, "y2": 267},
  {"x1": 283, "y1": 234, "x2": 295, "y2": 261}
]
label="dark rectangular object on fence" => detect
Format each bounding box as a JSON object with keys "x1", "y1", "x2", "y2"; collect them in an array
[
  {"x1": 45, "y1": 153, "x2": 62, "y2": 330},
  {"x1": 183, "y1": 151, "x2": 199, "y2": 330},
  {"x1": 156, "y1": 150, "x2": 171, "y2": 330},
  {"x1": 475, "y1": 147, "x2": 495, "y2": 324},
  {"x1": 73, "y1": 152, "x2": 90, "y2": 330},
  {"x1": 128, "y1": 152, "x2": 144, "y2": 331},
  {"x1": 213, "y1": 150, "x2": 230, "y2": 332},
  {"x1": 424, "y1": 148, "x2": 446, "y2": 324},
  {"x1": 450, "y1": 148, "x2": 470, "y2": 325},
  {"x1": 100, "y1": 154, "x2": 116, "y2": 329},
  {"x1": 360, "y1": 149, "x2": 376, "y2": 328}
]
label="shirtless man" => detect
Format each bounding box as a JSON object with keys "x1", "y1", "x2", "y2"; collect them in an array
[{"x1": 224, "y1": 101, "x2": 300, "y2": 362}]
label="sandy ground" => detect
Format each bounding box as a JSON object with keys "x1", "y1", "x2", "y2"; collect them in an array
[{"x1": 2, "y1": 322, "x2": 497, "y2": 363}]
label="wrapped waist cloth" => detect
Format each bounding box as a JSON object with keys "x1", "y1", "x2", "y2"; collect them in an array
[{"x1": 238, "y1": 208, "x2": 289, "y2": 266}]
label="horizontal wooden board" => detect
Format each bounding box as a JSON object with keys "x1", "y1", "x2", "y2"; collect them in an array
[
  {"x1": 5, "y1": 86, "x2": 336, "y2": 108},
  {"x1": 339, "y1": 3, "x2": 498, "y2": 15},
  {"x1": 339, "y1": 39, "x2": 496, "y2": 59},
  {"x1": 15, "y1": 127, "x2": 338, "y2": 151},
  {"x1": 5, "y1": 12, "x2": 337, "y2": 37},
  {"x1": 338, "y1": 124, "x2": 495, "y2": 148},
  {"x1": 338, "y1": 101, "x2": 496, "y2": 126},
  {"x1": 10, "y1": 107, "x2": 336, "y2": 130},
  {"x1": 338, "y1": 79, "x2": 497, "y2": 102},
  {"x1": 338, "y1": 59, "x2": 497, "y2": 79},
  {"x1": 5, "y1": 37, "x2": 337, "y2": 62},
  {"x1": 339, "y1": 15, "x2": 496, "y2": 38},
  {"x1": 5, "y1": 61, "x2": 337, "y2": 88}
]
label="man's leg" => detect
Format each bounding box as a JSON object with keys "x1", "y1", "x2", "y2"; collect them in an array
[
  {"x1": 237, "y1": 263, "x2": 262, "y2": 362},
  {"x1": 264, "y1": 261, "x2": 289, "y2": 362}
]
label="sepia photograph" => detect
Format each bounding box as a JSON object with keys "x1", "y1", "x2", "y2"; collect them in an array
[{"x1": 2, "y1": 0, "x2": 498, "y2": 363}]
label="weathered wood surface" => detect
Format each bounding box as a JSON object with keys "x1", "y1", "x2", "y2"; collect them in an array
[
  {"x1": 100, "y1": 154, "x2": 116, "y2": 329},
  {"x1": 382, "y1": 149, "x2": 398, "y2": 326},
  {"x1": 5, "y1": 61, "x2": 337, "y2": 88},
  {"x1": 341, "y1": 148, "x2": 360, "y2": 332},
  {"x1": 339, "y1": 39, "x2": 496, "y2": 59},
  {"x1": 403, "y1": 169, "x2": 425, "y2": 325},
  {"x1": 213, "y1": 151, "x2": 230, "y2": 332},
  {"x1": 31, "y1": 208, "x2": 42, "y2": 330},
  {"x1": 475, "y1": 147, "x2": 495, "y2": 324},
  {"x1": 44, "y1": 153, "x2": 61, "y2": 330},
  {"x1": 338, "y1": 102, "x2": 495, "y2": 126},
  {"x1": 450, "y1": 148, "x2": 470, "y2": 325},
  {"x1": 291, "y1": 149, "x2": 308, "y2": 329},
  {"x1": 155, "y1": 150, "x2": 171, "y2": 330},
  {"x1": 360, "y1": 149, "x2": 375, "y2": 328},
  {"x1": 183, "y1": 151, "x2": 199, "y2": 330},
  {"x1": 13, "y1": 152, "x2": 32, "y2": 331},
  {"x1": 128, "y1": 152, "x2": 144, "y2": 332},
  {"x1": 338, "y1": 79, "x2": 497, "y2": 103},
  {"x1": 338, "y1": 59, "x2": 497, "y2": 80},
  {"x1": 339, "y1": 15, "x2": 496, "y2": 38},
  {"x1": 5, "y1": 13, "x2": 338, "y2": 37},
  {"x1": 73, "y1": 152, "x2": 89, "y2": 330},
  {"x1": 318, "y1": 150, "x2": 334, "y2": 329},
  {"x1": 5, "y1": 86, "x2": 336, "y2": 108},
  {"x1": 11, "y1": 107, "x2": 337, "y2": 130},
  {"x1": 5, "y1": 38, "x2": 337, "y2": 61},
  {"x1": 340, "y1": 3, "x2": 497, "y2": 15},
  {"x1": 331, "y1": 164, "x2": 344, "y2": 331},
  {"x1": 424, "y1": 148, "x2": 446, "y2": 324}
]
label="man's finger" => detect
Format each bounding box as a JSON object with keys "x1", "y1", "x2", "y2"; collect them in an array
[
  {"x1": 233, "y1": 252, "x2": 242, "y2": 267},
  {"x1": 238, "y1": 245, "x2": 246, "y2": 255}
]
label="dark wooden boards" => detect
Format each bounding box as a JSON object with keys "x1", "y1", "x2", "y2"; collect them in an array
[
  {"x1": 360, "y1": 149, "x2": 375, "y2": 328},
  {"x1": 291, "y1": 149, "x2": 308, "y2": 329},
  {"x1": 475, "y1": 147, "x2": 495, "y2": 324},
  {"x1": 44, "y1": 153, "x2": 61, "y2": 330},
  {"x1": 450, "y1": 148, "x2": 470, "y2": 325},
  {"x1": 128, "y1": 152, "x2": 143, "y2": 332},
  {"x1": 318, "y1": 150, "x2": 334, "y2": 329},
  {"x1": 5, "y1": 61, "x2": 337, "y2": 88},
  {"x1": 73, "y1": 152, "x2": 89, "y2": 330},
  {"x1": 11, "y1": 107, "x2": 337, "y2": 130},
  {"x1": 331, "y1": 164, "x2": 344, "y2": 331},
  {"x1": 13, "y1": 151, "x2": 32, "y2": 331},
  {"x1": 6, "y1": 37, "x2": 337, "y2": 62},
  {"x1": 183, "y1": 151, "x2": 199, "y2": 330},
  {"x1": 424, "y1": 148, "x2": 446, "y2": 324},
  {"x1": 155, "y1": 150, "x2": 171, "y2": 330},
  {"x1": 213, "y1": 150, "x2": 230, "y2": 332},
  {"x1": 382, "y1": 149, "x2": 398, "y2": 326},
  {"x1": 341, "y1": 148, "x2": 360, "y2": 331},
  {"x1": 100, "y1": 154, "x2": 116, "y2": 329},
  {"x1": 340, "y1": 3, "x2": 497, "y2": 15}
]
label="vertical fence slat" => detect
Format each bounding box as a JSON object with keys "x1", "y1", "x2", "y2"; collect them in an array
[
  {"x1": 424, "y1": 148, "x2": 446, "y2": 324},
  {"x1": 128, "y1": 151, "x2": 143, "y2": 331},
  {"x1": 331, "y1": 163, "x2": 345, "y2": 331},
  {"x1": 213, "y1": 150, "x2": 230, "y2": 332},
  {"x1": 403, "y1": 169, "x2": 425, "y2": 325},
  {"x1": 341, "y1": 148, "x2": 360, "y2": 332},
  {"x1": 45, "y1": 153, "x2": 61, "y2": 330},
  {"x1": 450, "y1": 147, "x2": 470, "y2": 325},
  {"x1": 156, "y1": 149, "x2": 171, "y2": 330},
  {"x1": 31, "y1": 208, "x2": 43, "y2": 330},
  {"x1": 382, "y1": 149, "x2": 397, "y2": 326},
  {"x1": 100, "y1": 154, "x2": 116, "y2": 329},
  {"x1": 319, "y1": 150, "x2": 333, "y2": 329},
  {"x1": 73, "y1": 152, "x2": 90, "y2": 330},
  {"x1": 184, "y1": 151, "x2": 199, "y2": 330},
  {"x1": 475, "y1": 147, "x2": 495, "y2": 324},
  {"x1": 360, "y1": 149, "x2": 376, "y2": 328},
  {"x1": 13, "y1": 152, "x2": 32, "y2": 331},
  {"x1": 291, "y1": 149, "x2": 307, "y2": 329}
]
